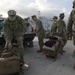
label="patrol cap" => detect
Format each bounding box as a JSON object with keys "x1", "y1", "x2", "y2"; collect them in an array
[
  {"x1": 52, "y1": 16, "x2": 58, "y2": 19},
  {"x1": 24, "y1": 18, "x2": 28, "y2": 21},
  {"x1": 59, "y1": 13, "x2": 64, "y2": 17},
  {"x1": 32, "y1": 15, "x2": 36, "y2": 19},
  {"x1": 8, "y1": 10, "x2": 16, "y2": 16}
]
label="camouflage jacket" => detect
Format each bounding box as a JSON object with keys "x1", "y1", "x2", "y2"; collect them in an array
[
  {"x1": 35, "y1": 20, "x2": 45, "y2": 37},
  {"x1": 51, "y1": 22, "x2": 58, "y2": 36},
  {"x1": 4, "y1": 15, "x2": 26, "y2": 37},
  {"x1": 67, "y1": 9, "x2": 75, "y2": 33},
  {"x1": 56, "y1": 19, "x2": 66, "y2": 36},
  {"x1": 51, "y1": 19, "x2": 66, "y2": 36}
]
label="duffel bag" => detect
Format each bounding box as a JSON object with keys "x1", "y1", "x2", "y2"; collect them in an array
[
  {"x1": 43, "y1": 36, "x2": 62, "y2": 59},
  {"x1": 0, "y1": 55, "x2": 21, "y2": 75},
  {"x1": 0, "y1": 47, "x2": 30, "y2": 75}
]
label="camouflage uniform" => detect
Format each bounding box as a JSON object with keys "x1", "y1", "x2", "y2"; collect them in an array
[
  {"x1": 67, "y1": 6, "x2": 75, "y2": 59},
  {"x1": 67, "y1": 9, "x2": 75, "y2": 44},
  {"x1": 67, "y1": 0, "x2": 75, "y2": 69},
  {"x1": 32, "y1": 15, "x2": 45, "y2": 52},
  {"x1": 4, "y1": 10, "x2": 26, "y2": 56},
  {"x1": 51, "y1": 22, "x2": 58, "y2": 36},
  {"x1": 51, "y1": 16, "x2": 58, "y2": 36},
  {"x1": 35, "y1": 20, "x2": 45, "y2": 50},
  {"x1": 67, "y1": 32, "x2": 72, "y2": 40},
  {"x1": 57, "y1": 19, "x2": 67, "y2": 48}
]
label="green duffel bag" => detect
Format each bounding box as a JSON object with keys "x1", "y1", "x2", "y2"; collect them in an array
[
  {"x1": 43, "y1": 36, "x2": 62, "y2": 59},
  {"x1": 0, "y1": 55, "x2": 21, "y2": 75},
  {"x1": 0, "y1": 47, "x2": 30, "y2": 75},
  {"x1": 0, "y1": 47, "x2": 21, "y2": 57}
]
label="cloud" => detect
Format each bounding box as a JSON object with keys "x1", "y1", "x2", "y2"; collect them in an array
[
  {"x1": 0, "y1": 0, "x2": 72, "y2": 19},
  {"x1": 27, "y1": 0, "x2": 69, "y2": 19},
  {"x1": 0, "y1": 0, "x2": 19, "y2": 17}
]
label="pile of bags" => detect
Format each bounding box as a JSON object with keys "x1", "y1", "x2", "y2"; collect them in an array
[{"x1": 0, "y1": 47, "x2": 29, "y2": 75}]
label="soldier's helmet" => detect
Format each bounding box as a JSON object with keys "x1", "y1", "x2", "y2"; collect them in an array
[{"x1": 8, "y1": 10, "x2": 16, "y2": 16}]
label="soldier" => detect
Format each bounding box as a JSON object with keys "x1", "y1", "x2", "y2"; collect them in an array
[
  {"x1": 67, "y1": 0, "x2": 75, "y2": 69},
  {"x1": 4, "y1": 10, "x2": 26, "y2": 56},
  {"x1": 51, "y1": 16, "x2": 58, "y2": 36},
  {"x1": 57, "y1": 13, "x2": 67, "y2": 52},
  {"x1": 51, "y1": 13, "x2": 67, "y2": 53},
  {"x1": 32, "y1": 15, "x2": 45, "y2": 53}
]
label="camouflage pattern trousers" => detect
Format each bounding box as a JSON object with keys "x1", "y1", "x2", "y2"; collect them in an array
[
  {"x1": 73, "y1": 32, "x2": 75, "y2": 45},
  {"x1": 58, "y1": 33, "x2": 67, "y2": 48},
  {"x1": 5, "y1": 34, "x2": 24, "y2": 56},
  {"x1": 38, "y1": 36, "x2": 44, "y2": 50},
  {"x1": 73, "y1": 32, "x2": 75, "y2": 58},
  {"x1": 67, "y1": 32, "x2": 73, "y2": 40}
]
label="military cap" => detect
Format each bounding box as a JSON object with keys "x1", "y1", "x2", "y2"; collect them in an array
[
  {"x1": 8, "y1": 10, "x2": 16, "y2": 16},
  {"x1": 24, "y1": 18, "x2": 28, "y2": 21},
  {"x1": 52, "y1": 16, "x2": 58, "y2": 19},
  {"x1": 59, "y1": 13, "x2": 64, "y2": 17},
  {"x1": 32, "y1": 15, "x2": 36, "y2": 19}
]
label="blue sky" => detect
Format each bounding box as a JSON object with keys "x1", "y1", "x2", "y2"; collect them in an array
[{"x1": 0, "y1": 0, "x2": 73, "y2": 19}]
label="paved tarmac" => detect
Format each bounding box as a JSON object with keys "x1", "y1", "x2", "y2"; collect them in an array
[{"x1": 22, "y1": 37, "x2": 75, "y2": 75}]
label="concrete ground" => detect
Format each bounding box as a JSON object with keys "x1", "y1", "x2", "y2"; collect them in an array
[{"x1": 22, "y1": 37, "x2": 75, "y2": 75}]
